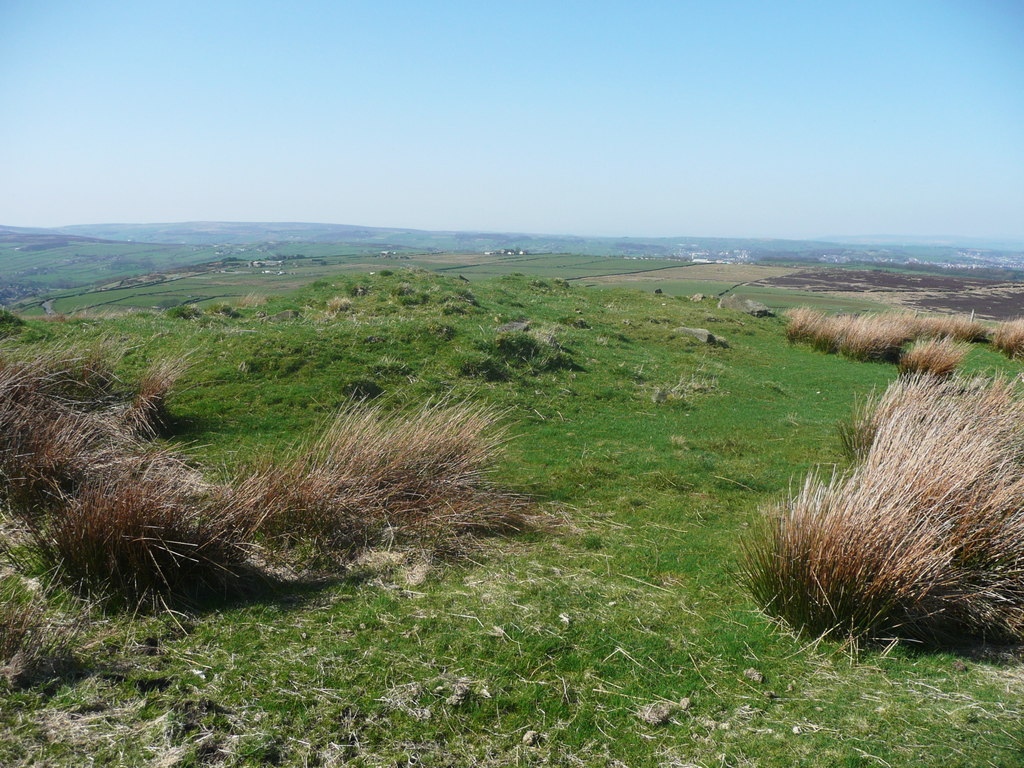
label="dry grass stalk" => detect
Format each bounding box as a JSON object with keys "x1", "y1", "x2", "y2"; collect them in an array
[
  {"x1": 237, "y1": 292, "x2": 267, "y2": 308},
  {"x1": 786, "y1": 309, "x2": 987, "y2": 365},
  {"x1": 325, "y1": 296, "x2": 353, "y2": 316},
  {"x1": 240, "y1": 401, "x2": 530, "y2": 561},
  {"x1": 0, "y1": 576, "x2": 77, "y2": 688},
  {"x1": 992, "y1": 318, "x2": 1024, "y2": 359},
  {"x1": 745, "y1": 374, "x2": 1024, "y2": 644},
  {"x1": 123, "y1": 358, "x2": 189, "y2": 436},
  {"x1": 26, "y1": 463, "x2": 263, "y2": 602},
  {"x1": 897, "y1": 337, "x2": 970, "y2": 378},
  {"x1": 913, "y1": 314, "x2": 988, "y2": 343}
]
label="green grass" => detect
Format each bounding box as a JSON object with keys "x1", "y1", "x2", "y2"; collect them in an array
[{"x1": 1, "y1": 270, "x2": 1022, "y2": 766}]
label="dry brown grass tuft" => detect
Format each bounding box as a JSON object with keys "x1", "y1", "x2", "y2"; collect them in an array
[
  {"x1": 786, "y1": 309, "x2": 990, "y2": 366},
  {"x1": 237, "y1": 292, "x2": 267, "y2": 308},
  {"x1": 745, "y1": 374, "x2": 1024, "y2": 644},
  {"x1": 785, "y1": 311, "x2": 917, "y2": 362},
  {"x1": 24, "y1": 464, "x2": 263, "y2": 602},
  {"x1": 0, "y1": 577, "x2": 77, "y2": 688},
  {"x1": 122, "y1": 358, "x2": 189, "y2": 436},
  {"x1": 239, "y1": 401, "x2": 530, "y2": 562},
  {"x1": 325, "y1": 295, "x2": 353, "y2": 316},
  {"x1": 897, "y1": 337, "x2": 970, "y2": 378},
  {"x1": 913, "y1": 314, "x2": 988, "y2": 343},
  {"x1": 783, "y1": 307, "x2": 827, "y2": 344},
  {"x1": 992, "y1": 318, "x2": 1024, "y2": 359}
]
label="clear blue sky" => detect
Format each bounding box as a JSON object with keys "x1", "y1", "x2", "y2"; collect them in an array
[{"x1": 2, "y1": 0, "x2": 1022, "y2": 239}]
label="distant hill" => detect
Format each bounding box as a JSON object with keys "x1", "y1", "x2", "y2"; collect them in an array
[{"x1": 3, "y1": 221, "x2": 1024, "y2": 307}]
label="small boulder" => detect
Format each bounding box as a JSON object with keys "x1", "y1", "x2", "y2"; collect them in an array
[
  {"x1": 654, "y1": 288, "x2": 664, "y2": 294},
  {"x1": 522, "y1": 730, "x2": 541, "y2": 746},
  {"x1": 497, "y1": 321, "x2": 530, "y2": 333},
  {"x1": 718, "y1": 295, "x2": 773, "y2": 317},
  {"x1": 675, "y1": 327, "x2": 728, "y2": 348},
  {"x1": 689, "y1": 293, "x2": 706, "y2": 302}
]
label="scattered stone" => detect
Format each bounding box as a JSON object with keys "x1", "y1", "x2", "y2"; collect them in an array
[
  {"x1": 764, "y1": 690, "x2": 779, "y2": 700},
  {"x1": 522, "y1": 730, "x2": 541, "y2": 746},
  {"x1": 497, "y1": 321, "x2": 530, "y2": 333},
  {"x1": 743, "y1": 668, "x2": 765, "y2": 684},
  {"x1": 353, "y1": 286, "x2": 370, "y2": 296},
  {"x1": 674, "y1": 327, "x2": 728, "y2": 347},
  {"x1": 689, "y1": 293, "x2": 706, "y2": 302},
  {"x1": 679, "y1": 697, "x2": 692, "y2": 711},
  {"x1": 654, "y1": 288, "x2": 664, "y2": 294},
  {"x1": 267, "y1": 310, "x2": 301, "y2": 321},
  {"x1": 718, "y1": 295, "x2": 773, "y2": 317}
]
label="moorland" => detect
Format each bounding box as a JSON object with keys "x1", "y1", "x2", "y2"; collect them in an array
[{"x1": 3, "y1": 263, "x2": 1024, "y2": 767}]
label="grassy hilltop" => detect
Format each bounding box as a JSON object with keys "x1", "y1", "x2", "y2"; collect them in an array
[{"x1": 1, "y1": 270, "x2": 1023, "y2": 767}]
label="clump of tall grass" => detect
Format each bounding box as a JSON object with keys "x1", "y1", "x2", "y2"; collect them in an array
[
  {"x1": 0, "y1": 576, "x2": 77, "y2": 688},
  {"x1": 239, "y1": 401, "x2": 529, "y2": 562},
  {"x1": 897, "y1": 337, "x2": 969, "y2": 378},
  {"x1": 783, "y1": 307, "x2": 827, "y2": 345},
  {"x1": 745, "y1": 374, "x2": 1024, "y2": 644},
  {"x1": 913, "y1": 314, "x2": 988, "y2": 343},
  {"x1": 0, "y1": 346, "x2": 246, "y2": 603},
  {"x1": 785, "y1": 309, "x2": 989, "y2": 365},
  {"x1": 25, "y1": 464, "x2": 262, "y2": 602},
  {"x1": 992, "y1": 318, "x2": 1024, "y2": 359},
  {"x1": 122, "y1": 358, "x2": 189, "y2": 436},
  {"x1": 784, "y1": 310, "x2": 915, "y2": 361}
]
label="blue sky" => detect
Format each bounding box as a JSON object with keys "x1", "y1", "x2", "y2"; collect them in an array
[{"x1": 1, "y1": 0, "x2": 1022, "y2": 238}]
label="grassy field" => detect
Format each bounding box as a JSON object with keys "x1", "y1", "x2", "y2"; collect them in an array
[
  {"x1": 1, "y1": 270, "x2": 1022, "y2": 767},
  {"x1": 14, "y1": 251, "x2": 891, "y2": 317}
]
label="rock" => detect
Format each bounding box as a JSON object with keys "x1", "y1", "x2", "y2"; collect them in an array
[
  {"x1": 497, "y1": 321, "x2": 530, "y2": 333},
  {"x1": 675, "y1": 327, "x2": 728, "y2": 348},
  {"x1": 718, "y1": 294, "x2": 773, "y2": 317},
  {"x1": 952, "y1": 660, "x2": 967, "y2": 672},
  {"x1": 743, "y1": 668, "x2": 765, "y2": 684},
  {"x1": 654, "y1": 288, "x2": 664, "y2": 294},
  {"x1": 689, "y1": 293, "x2": 706, "y2": 302},
  {"x1": 522, "y1": 730, "x2": 541, "y2": 746},
  {"x1": 267, "y1": 310, "x2": 301, "y2": 321}
]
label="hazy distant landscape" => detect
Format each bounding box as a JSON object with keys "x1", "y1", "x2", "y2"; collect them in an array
[{"x1": 5, "y1": 222, "x2": 1024, "y2": 319}]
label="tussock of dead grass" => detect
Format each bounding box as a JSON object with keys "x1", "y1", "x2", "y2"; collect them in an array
[
  {"x1": 27, "y1": 463, "x2": 262, "y2": 602},
  {"x1": 237, "y1": 292, "x2": 267, "y2": 308},
  {"x1": 897, "y1": 337, "x2": 970, "y2": 378},
  {"x1": 0, "y1": 576, "x2": 78, "y2": 687},
  {"x1": 123, "y1": 358, "x2": 189, "y2": 436},
  {"x1": 745, "y1": 374, "x2": 1024, "y2": 644},
  {"x1": 238, "y1": 401, "x2": 531, "y2": 562},
  {"x1": 1, "y1": 344, "x2": 531, "y2": 602},
  {"x1": 785, "y1": 309, "x2": 989, "y2": 366},
  {"x1": 913, "y1": 314, "x2": 988, "y2": 343},
  {"x1": 992, "y1": 318, "x2": 1024, "y2": 359}
]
